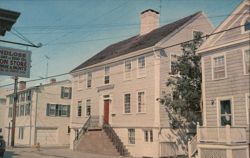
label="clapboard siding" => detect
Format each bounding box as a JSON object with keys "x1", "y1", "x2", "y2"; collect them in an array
[{"x1": 203, "y1": 47, "x2": 249, "y2": 126}]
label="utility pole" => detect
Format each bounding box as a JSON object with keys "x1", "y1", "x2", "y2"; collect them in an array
[{"x1": 11, "y1": 76, "x2": 18, "y2": 147}]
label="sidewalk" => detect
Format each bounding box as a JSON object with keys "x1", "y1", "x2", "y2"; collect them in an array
[{"x1": 4, "y1": 146, "x2": 130, "y2": 158}]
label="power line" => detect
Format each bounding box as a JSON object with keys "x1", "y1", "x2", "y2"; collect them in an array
[{"x1": 0, "y1": 24, "x2": 245, "y2": 88}]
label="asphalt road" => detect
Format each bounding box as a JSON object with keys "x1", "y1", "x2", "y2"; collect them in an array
[{"x1": 3, "y1": 147, "x2": 129, "y2": 158}]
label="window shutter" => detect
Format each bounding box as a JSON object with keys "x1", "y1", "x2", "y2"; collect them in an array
[
  {"x1": 69, "y1": 88, "x2": 72, "y2": 99},
  {"x1": 67, "y1": 105, "x2": 70, "y2": 117},
  {"x1": 61, "y1": 87, "x2": 64, "y2": 98},
  {"x1": 46, "y1": 104, "x2": 50, "y2": 116}
]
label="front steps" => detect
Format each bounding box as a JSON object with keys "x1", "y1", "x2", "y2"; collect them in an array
[{"x1": 75, "y1": 129, "x2": 121, "y2": 156}]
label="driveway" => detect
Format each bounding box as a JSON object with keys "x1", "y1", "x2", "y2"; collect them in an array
[{"x1": 3, "y1": 147, "x2": 130, "y2": 158}]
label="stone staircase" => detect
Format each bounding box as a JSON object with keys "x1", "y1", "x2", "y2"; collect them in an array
[
  {"x1": 75, "y1": 129, "x2": 121, "y2": 156},
  {"x1": 74, "y1": 115, "x2": 130, "y2": 156}
]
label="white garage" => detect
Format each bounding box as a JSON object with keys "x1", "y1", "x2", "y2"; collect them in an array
[{"x1": 36, "y1": 128, "x2": 58, "y2": 146}]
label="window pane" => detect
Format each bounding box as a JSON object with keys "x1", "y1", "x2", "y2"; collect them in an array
[
  {"x1": 245, "y1": 49, "x2": 250, "y2": 74},
  {"x1": 138, "y1": 92, "x2": 145, "y2": 112},
  {"x1": 124, "y1": 94, "x2": 131, "y2": 113},
  {"x1": 86, "y1": 99, "x2": 91, "y2": 116},
  {"x1": 128, "y1": 129, "x2": 135, "y2": 144},
  {"x1": 138, "y1": 57, "x2": 145, "y2": 69},
  {"x1": 78, "y1": 101, "x2": 82, "y2": 117},
  {"x1": 87, "y1": 72, "x2": 92, "y2": 88},
  {"x1": 220, "y1": 100, "x2": 231, "y2": 114},
  {"x1": 125, "y1": 61, "x2": 132, "y2": 72}
]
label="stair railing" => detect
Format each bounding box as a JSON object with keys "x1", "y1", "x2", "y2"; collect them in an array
[
  {"x1": 73, "y1": 116, "x2": 91, "y2": 147},
  {"x1": 188, "y1": 135, "x2": 197, "y2": 158},
  {"x1": 103, "y1": 123, "x2": 129, "y2": 156}
]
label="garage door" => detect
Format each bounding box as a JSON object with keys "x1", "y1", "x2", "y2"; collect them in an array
[{"x1": 36, "y1": 128, "x2": 57, "y2": 146}]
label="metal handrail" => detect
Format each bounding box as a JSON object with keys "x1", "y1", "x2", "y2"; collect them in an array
[
  {"x1": 103, "y1": 123, "x2": 129, "y2": 156},
  {"x1": 73, "y1": 116, "x2": 91, "y2": 146}
]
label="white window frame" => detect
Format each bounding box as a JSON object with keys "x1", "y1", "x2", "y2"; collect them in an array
[
  {"x1": 85, "y1": 99, "x2": 91, "y2": 117},
  {"x1": 137, "y1": 56, "x2": 146, "y2": 78},
  {"x1": 144, "y1": 129, "x2": 153, "y2": 142},
  {"x1": 216, "y1": 96, "x2": 234, "y2": 126},
  {"x1": 246, "y1": 93, "x2": 250, "y2": 125},
  {"x1": 77, "y1": 75, "x2": 83, "y2": 90},
  {"x1": 20, "y1": 104, "x2": 25, "y2": 116},
  {"x1": 242, "y1": 48, "x2": 250, "y2": 75},
  {"x1": 77, "y1": 101, "x2": 82, "y2": 117},
  {"x1": 86, "y1": 72, "x2": 92, "y2": 88},
  {"x1": 137, "y1": 91, "x2": 146, "y2": 113},
  {"x1": 104, "y1": 66, "x2": 110, "y2": 84},
  {"x1": 25, "y1": 103, "x2": 30, "y2": 116},
  {"x1": 124, "y1": 93, "x2": 131, "y2": 114},
  {"x1": 124, "y1": 60, "x2": 132, "y2": 81},
  {"x1": 128, "y1": 128, "x2": 135, "y2": 144},
  {"x1": 211, "y1": 53, "x2": 227, "y2": 80},
  {"x1": 18, "y1": 127, "x2": 24, "y2": 140}
]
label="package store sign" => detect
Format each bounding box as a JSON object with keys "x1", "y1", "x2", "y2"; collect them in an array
[{"x1": 0, "y1": 46, "x2": 31, "y2": 78}]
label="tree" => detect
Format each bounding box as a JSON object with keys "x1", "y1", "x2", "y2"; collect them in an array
[{"x1": 161, "y1": 32, "x2": 204, "y2": 131}]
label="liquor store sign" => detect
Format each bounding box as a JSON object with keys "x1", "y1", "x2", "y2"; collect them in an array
[{"x1": 0, "y1": 46, "x2": 31, "y2": 78}]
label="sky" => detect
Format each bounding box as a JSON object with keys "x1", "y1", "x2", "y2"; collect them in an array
[{"x1": 0, "y1": 0, "x2": 242, "y2": 88}]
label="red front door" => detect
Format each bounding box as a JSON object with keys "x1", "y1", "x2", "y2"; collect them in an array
[{"x1": 104, "y1": 100, "x2": 109, "y2": 124}]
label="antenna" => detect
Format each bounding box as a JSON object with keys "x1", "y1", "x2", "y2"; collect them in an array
[{"x1": 44, "y1": 55, "x2": 50, "y2": 82}]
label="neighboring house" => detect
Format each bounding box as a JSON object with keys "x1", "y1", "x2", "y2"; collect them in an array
[
  {"x1": 3, "y1": 79, "x2": 72, "y2": 147},
  {"x1": 70, "y1": 9, "x2": 213, "y2": 157},
  {"x1": 189, "y1": 1, "x2": 250, "y2": 158},
  {"x1": 0, "y1": 88, "x2": 9, "y2": 136}
]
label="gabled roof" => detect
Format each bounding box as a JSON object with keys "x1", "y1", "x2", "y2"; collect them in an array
[
  {"x1": 0, "y1": 8, "x2": 20, "y2": 36},
  {"x1": 198, "y1": 0, "x2": 249, "y2": 53},
  {"x1": 71, "y1": 11, "x2": 202, "y2": 72}
]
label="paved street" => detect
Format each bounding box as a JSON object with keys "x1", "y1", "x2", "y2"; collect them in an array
[{"x1": 3, "y1": 147, "x2": 128, "y2": 158}]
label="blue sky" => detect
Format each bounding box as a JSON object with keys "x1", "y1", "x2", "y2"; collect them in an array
[{"x1": 0, "y1": 0, "x2": 242, "y2": 87}]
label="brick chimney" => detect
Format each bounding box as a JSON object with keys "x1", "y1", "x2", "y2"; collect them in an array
[
  {"x1": 19, "y1": 81, "x2": 26, "y2": 90},
  {"x1": 140, "y1": 9, "x2": 159, "y2": 35},
  {"x1": 50, "y1": 78, "x2": 56, "y2": 84}
]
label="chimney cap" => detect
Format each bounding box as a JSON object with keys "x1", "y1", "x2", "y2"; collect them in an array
[{"x1": 141, "y1": 9, "x2": 159, "y2": 15}]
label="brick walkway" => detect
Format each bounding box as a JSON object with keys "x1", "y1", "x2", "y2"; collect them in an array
[{"x1": 3, "y1": 147, "x2": 131, "y2": 158}]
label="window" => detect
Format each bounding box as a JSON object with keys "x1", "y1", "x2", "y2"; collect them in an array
[
  {"x1": 46, "y1": 104, "x2": 70, "y2": 117},
  {"x1": 244, "y1": 20, "x2": 250, "y2": 32},
  {"x1": 20, "y1": 105, "x2": 24, "y2": 116},
  {"x1": 138, "y1": 56, "x2": 146, "y2": 77},
  {"x1": 104, "y1": 66, "x2": 110, "y2": 84},
  {"x1": 20, "y1": 93, "x2": 25, "y2": 102},
  {"x1": 220, "y1": 100, "x2": 232, "y2": 126},
  {"x1": 16, "y1": 106, "x2": 19, "y2": 117},
  {"x1": 26, "y1": 90, "x2": 31, "y2": 101},
  {"x1": 8, "y1": 107, "x2": 13, "y2": 118},
  {"x1": 61, "y1": 87, "x2": 72, "y2": 99},
  {"x1": 244, "y1": 49, "x2": 250, "y2": 74},
  {"x1": 144, "y1": 130, "x2": 153, "y2": 142},
  {"x1": 9, "y1": 95, "x2": 14, "y2": 104},
  {"x1": 128, "y1": 129, "x2": 135, "y2": 144},
  {"x1": 25, "y1": 103, "x2": 31, "y2": 116},
  {"x1": 77, "y1": 101, "x2": 82, "y2": 117},
  {"x1": 124, "y1": 94, "x2": 131, "y2": 113},
  {"x1": 47, "y1": 104, "x2": 56, "y2": 116},
  {"x1": 87, "y1": 72, "x2": 92, "y2": 88},
  {"x1": 18, "y1": 127, "x2": 24, "y2": 139},
  {"x1": 86, "y1": 99, "x2": 91, "y2": 116},
  {"x1": 138, "y1": 91, "x2": 145, "y2": 113},
  {"x1": 124, "y1": 60, "x2": 132, "y2": 80},
  {"x1": 213, "y1": 55, "x2": 226, "y2": 79},
  {"x1": 138, "y1": 56, "x2": 145, "y2": 69}
]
